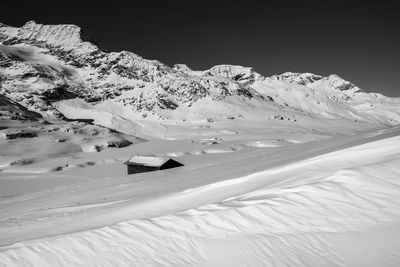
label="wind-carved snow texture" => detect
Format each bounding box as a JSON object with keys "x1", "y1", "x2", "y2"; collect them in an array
[
  {"x1": 1, "y1": 132, "x2": 400, "y2": 266},
  {"x1": 2, "y1": 21, "x2": 400, "y2": 267}
]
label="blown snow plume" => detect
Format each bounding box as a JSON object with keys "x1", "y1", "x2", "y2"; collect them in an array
[{"x1": 0, "y1": 42, "x2": 100, "y2": 117}]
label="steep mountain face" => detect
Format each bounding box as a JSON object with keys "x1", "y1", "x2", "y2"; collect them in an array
[
  {"x1": 1, "y1": 21, "x2": 399, "y2": 125},
  {"x1": 256, "y1": 72, "x2": 400, "y2": 124},
  {"x1": 0, "y1": 21, "x2": 273, "y2": 120},
  {"x1": 0, "y1": 94, "x2": 42, "y2": 120},
  {"x1": 271, "y1": 72, "x2": 324, "y2": 86},
  {"x1": 270, "y1": 72, "x2": 363, "y2": 94}
]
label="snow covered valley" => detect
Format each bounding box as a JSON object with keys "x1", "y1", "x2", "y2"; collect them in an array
[{"x1": 1, "y1": 120, "x2": 400, "y2": 266}]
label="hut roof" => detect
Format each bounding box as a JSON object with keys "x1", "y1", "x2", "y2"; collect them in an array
[{"x1": 125, "y1": 156, "x2": 171, "y2": 167}]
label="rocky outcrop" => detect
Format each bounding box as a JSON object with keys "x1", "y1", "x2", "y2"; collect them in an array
[
  {"x1": 271, "y1": 72, "x2": 363, "y2": 94},
  {"x1": 3, "y1": 130, "x2": 38, "y2": 139},
  {"x1": 0, "y1": 94, "x2": 42, "y2": 120},
  {"x1": 271, "y1": 72, "x2": 324, "y2": 86},
  {"x1": 204, "y1": 65, "x2": 261, "y2": 86},
  {"x1": 0, "y1": 20, "x2": 97, "y2": 52}
]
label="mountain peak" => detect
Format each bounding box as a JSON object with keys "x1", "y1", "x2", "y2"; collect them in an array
[
  {"x1": 22, "y1": 20, "x2": 38, "y2": 27},
  {"x1": 173, "y1": 64, "x2": 192, "y2": 72},
  {"x1": 325, "y1": 74, "x2": 363, "y2": 93},
  {"x1": 0, "y1": 20, "x2": 98, "y2": 53},
  {"x1": 271, "y1": 72, "x2": 363, "y2": 93},
  {"x1": 272, "y1": 72, "x2": 323, "y2": 86},
  {"x1": 204, "y1": 64, "x2": 261, "y2": 85}
]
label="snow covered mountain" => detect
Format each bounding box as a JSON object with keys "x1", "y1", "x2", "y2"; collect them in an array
[
  {"x1": 3, "y1": 21, "x2": 400, "y2": 267},
  {"x1": 1, "y1": 21, "x2": 399, "y2": 126}
]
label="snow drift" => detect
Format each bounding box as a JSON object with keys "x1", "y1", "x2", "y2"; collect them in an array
[{"x1": 1, "y1": 128, "x2": 400, "y2": 266}]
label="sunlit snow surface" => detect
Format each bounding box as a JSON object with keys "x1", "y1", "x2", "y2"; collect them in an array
[
  {"x1": 126, "y1": 156, "x2": 170, "y2": 166},
  {"x1": 2, "y1": 20, "x2": 400, "y2": 266},
  {"x1": 1, "y1": 119, "x2": 400, "y2": 266}
]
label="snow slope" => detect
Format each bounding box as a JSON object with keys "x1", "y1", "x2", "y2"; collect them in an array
[{"x1": 1, "y1": 127, "x2": 400, "y2": 266}]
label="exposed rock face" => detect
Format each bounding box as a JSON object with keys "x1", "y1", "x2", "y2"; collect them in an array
[
  {"x1": 271, "y1": 72, "x2": 324, "y2": 86},
  {"x1": 204, "y1": 65, "x2": 261, "y2": 86},
  {"x1": 0, "y1": 94, "x2": 42, "y2": 120},
  {"x1": 0, "y1": 20, "x2": 97, "y2": 52},
  {"x1": 271, "y1": 72, "x2": 362, "y2": 92},
  {"x1": 325, "y1": 74, "x2": 363, "y2": 93},
  {"x1": 3, "y1": 130, "x2": 38, "y2": 139}
]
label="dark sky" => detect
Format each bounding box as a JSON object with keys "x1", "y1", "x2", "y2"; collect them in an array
[{"x1": 2, "y1": 1, "x2": 400, "y2": 96}]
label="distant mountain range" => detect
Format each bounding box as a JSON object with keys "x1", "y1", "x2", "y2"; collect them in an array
[{"x1": 1, "y1": 21, "x2": 399, "y2": 126}]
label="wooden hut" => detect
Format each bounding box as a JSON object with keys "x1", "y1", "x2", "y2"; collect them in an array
[{"x1": 124, "y1": 156, "x2": 184, "y2": 175}]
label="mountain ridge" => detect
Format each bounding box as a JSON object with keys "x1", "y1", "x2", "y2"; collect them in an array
[{"x1": 1, "y1": 20, "x2": 399, "y2": 127}]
